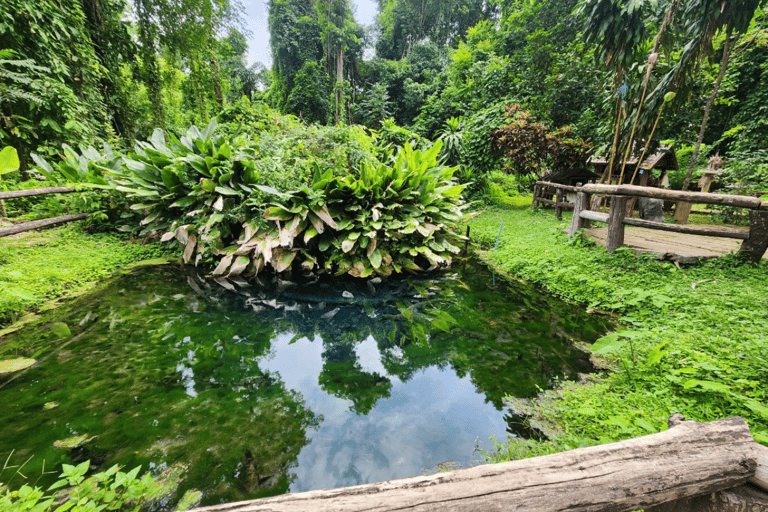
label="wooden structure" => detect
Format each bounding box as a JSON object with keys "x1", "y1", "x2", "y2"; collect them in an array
[
  {"x1": 190, "y1": 416, "x2": 768, "y2": 512},
  {"x1": 589, "y1": 145, "x2": 678, "y2": 187},
  {"x1": 532, "y1": 181, "x2": 580, "y2": 220},
  {"x1": 568, "y1": 183, "x2": 768, "y2": 262},
  {"x1": 0, "y1": 187, "x2": 86, "y2": 238}
]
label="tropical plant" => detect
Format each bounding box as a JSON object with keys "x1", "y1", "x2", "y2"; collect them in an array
[
  {"x1": 103, "y1": 119, "x2": 465, "y2": 279},
  {"x1": 489, "y1": 105, "x2": 593, "y2": 177},
  {"x1": 436, "y1": 117, "x2": 463, "y2": 166},
  {"x1": 211, "y1": 141, "x2": 465, "y2": 279}
]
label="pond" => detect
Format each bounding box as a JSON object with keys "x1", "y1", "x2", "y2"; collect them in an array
[{"x1": 0, "y1": 260, "x2": 611, "y2": 507}]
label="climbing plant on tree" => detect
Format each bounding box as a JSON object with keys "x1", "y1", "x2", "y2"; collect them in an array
[{"x1": 0, "y1": 0, "x2": 109, "y2": 176}]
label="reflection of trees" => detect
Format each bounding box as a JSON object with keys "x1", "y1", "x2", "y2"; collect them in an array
[{"x1": 0, "y1": 266, "x2": 321, "y2": 507}]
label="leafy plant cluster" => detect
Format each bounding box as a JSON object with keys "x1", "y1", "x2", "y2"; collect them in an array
[
  {"x1": 489, "y1": 104, "x2": 593, "y2": 177},
  {"x1": 37, "y1": 114, "x2": 467, "y2": 280},
  {"x1": 1, "y1": 461, "x2": 153, "y2": 512},
  {"x1": 0, "y1": 458, "x2": 201, "y2": 512},
  {"x1": 237, "y1": 142, "x2": 464, "y2": 279},
  {"x1": 468, "y1": 208, "x2": 768, "y2": 456}
]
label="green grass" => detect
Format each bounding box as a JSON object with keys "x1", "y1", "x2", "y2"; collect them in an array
[
  {"x1": 0, "y1": 225, "x2": 171, "y2": 327},
  {"x1": 468, "y1": 207, "x2": 768, "y2": 459}
]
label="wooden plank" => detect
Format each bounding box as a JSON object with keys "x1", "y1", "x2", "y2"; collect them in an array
[
  {"x1": 584, "y1": 226, "x2": 752, "y2": 261},
  {"x1": 738, "y1": 210, "x2": 768, "y2": 263},
  {"x1": 622, "y1": 217, "x2": 750, "y2": 240},
  {"x1": 536, "y1": 181, "x2": 581, "y2": 192},
  {"x1": 537, "y1": 198, "x2": 556, "y2": 206},
  {"x1": 0, "y1": 213, "x2": 89, "y2": 238},
  {"x1": 580, "y1": 184, "x2": 762, "y2": 209},
  {"x1": 580, "y1": 210, "x2": 609, "y2": 223},
  {"x1": 606, "y1": 195, "x2": 628, "y2": 252},
  {"x1": 555, "y1": 188, "x2": 564, "y2": 220},
  {"x1": 0, "y1": 187, "x2": 77, "y2": 200},
  {"x1": 190, "y1": 417, "x2": 759, "y2": 512}
]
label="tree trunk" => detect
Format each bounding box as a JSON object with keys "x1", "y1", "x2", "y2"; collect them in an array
[
  {"x1": 683, "y1": 35, "x2": 732, "y2": 192},
  {"x1": 677, "y1": 35, "x2": 732, "y2": 223},
  {"x1": 335, "y1": 46, "x2": 344, "y2": 125}
]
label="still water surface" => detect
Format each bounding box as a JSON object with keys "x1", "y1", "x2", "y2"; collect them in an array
[{"x1": 0, "y1": 261, "x2": 610, "y2": 506}]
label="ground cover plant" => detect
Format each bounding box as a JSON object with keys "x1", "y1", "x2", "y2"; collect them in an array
[
  {"x1": 467, "y1": 208, "x2": 768, "y2": 458},
  {"x1": 0, "y1": 226, "x2": 169, "y2": 327}
]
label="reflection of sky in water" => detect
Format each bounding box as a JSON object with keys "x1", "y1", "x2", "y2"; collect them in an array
[{"x1": 259, "y1": 332, "x2": 510, "y2": 492}]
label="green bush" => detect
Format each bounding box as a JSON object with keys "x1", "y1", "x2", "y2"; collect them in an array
[{"x1": 107, "y1": 120, "x2": 465, "y2": 278}]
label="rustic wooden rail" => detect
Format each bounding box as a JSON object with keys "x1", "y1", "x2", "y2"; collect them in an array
[
  {"x1": 0, "y1": 187, "x2": 87, "y2": 238},
  {"x1": 532, "y1": 181, "x2": 579, "y2": 220},
  {"x1": 191, "y1": 416, "x2": 768, "y2": 512},
  {"x1": 566, "y1": 184, "x2": 768, "y2": 262}
]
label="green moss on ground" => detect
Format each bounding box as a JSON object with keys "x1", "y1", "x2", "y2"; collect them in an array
[
  {"x1": 468, "y1": 208, "x2": 768, "y2": 460},
  {"x1": 0, "y1": 225, "x2": 172, "y2": 328}
]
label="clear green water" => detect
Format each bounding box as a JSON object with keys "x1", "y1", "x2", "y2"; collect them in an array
[{"x1": 0, "y1": 261, "x2": 611, "y2": 507}]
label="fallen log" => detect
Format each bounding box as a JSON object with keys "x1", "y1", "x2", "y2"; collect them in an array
[
  {"x1": 0, "y1": 213, "x2": 89, "y2": 238},
  {"x1": 190, "y1": 417, "x2": 760, "y2": 512},
  {"x1": 0, "y1": 187, "x2": 77, "y2": 200},
  {"x1": 581, "y1": 184, "x2": 762, "y2": 209}
]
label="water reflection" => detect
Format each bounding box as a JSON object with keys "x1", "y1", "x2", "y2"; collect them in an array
[{"x1": 0, "y1": 261, "x2": 611, "y2": 507}]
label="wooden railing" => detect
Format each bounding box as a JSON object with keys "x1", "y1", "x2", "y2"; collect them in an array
[
  {"x1": 532, "y1": 181, "x2": 579, "y2": 220},
  {"x1": 190, "y1": 416, "x2": 768, "y2": 512},
  {"x1": 0, "y1": 187, "x2": 87, "y2": 238},
  {"x1": 567, "y1": 184, "x2": 768, "y2": 262}
]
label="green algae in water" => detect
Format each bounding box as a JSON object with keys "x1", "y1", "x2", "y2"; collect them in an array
[{"x1": 0, "y1": 262, "x2": 611, "y2": 507}]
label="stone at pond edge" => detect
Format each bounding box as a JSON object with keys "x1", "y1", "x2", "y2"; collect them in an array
[
  {"x1": 0, "y1": 357, "x2": 36, "y2": 374},
  {"x1": 53, "y1": 434, "x2": 97, "y2": 449}
]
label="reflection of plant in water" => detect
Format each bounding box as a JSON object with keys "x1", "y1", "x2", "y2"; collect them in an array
[{"x1": 0, "y1": 266, "x2": 321, "y2": 507}]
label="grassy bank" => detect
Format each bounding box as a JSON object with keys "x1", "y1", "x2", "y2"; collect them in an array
[
  {"x1": 0, "y1": 226, "x2": 171, "y2": 329},
  {"x1": 468, "y1": 208, "x2": 768, "y2": 458}
]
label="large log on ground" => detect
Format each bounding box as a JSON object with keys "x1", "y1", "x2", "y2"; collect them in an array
[
  {"x1": 0, "y1": 187, "x2": 77, "y2": 200},
  {"x1": 580, "y1": 184, "x2": 762, "y2": 209},
  {"x1": 0, "y1": 213, "x2": 89, "y2": 238},
  {"x1": 190, "y1": 417, "x2": 760, "y2": 512}
]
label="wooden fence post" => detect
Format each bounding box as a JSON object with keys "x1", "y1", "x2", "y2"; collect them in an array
[
  {"x1": 555, "y1": 188, "x2": 564, "y2": 220},
  {"x1": 569, "y1": 191, "x2": 591, "y2": 236},
  {"x1": 606, "y1": 195, "x2": 629, "y2": 253},
  {"x1": 532, "y1": 183, "x2": 541, "y2": 210},
  {"x1": 738, "y1": 210, "x2": 768, "y2": 262}
]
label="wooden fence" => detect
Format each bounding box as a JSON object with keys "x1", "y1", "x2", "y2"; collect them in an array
[
  {"x1": 569, "y1": 184, "x2": 768, "y2": 262},
  {"x1": 0, "y1": 187, "x2": 87, "y2": 238},
  {"x1": 533, "y1": 181, "x2": 768, "y2": 262},
  {"x1": 190, "y1": 416, "x2": 767, "y2": 512},
  {"x1": 532, "y1": 181, "x2": 579, "y2": 220}
]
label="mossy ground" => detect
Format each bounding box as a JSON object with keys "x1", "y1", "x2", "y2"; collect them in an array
[{"x1": 0, "y1": 225, "x2": 173, "y2": 329}]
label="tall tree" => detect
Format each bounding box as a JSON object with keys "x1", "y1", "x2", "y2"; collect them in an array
[{"x1": 134, "y1": 0, "x2": 245, "y2": 126}]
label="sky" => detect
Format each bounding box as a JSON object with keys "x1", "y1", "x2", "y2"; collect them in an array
[{"x1": 241, "y1": 0, "x2": 378, "y2": 67}]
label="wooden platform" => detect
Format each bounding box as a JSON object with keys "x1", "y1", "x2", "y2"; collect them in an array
[{"x1": 584, "y1": 225, "x2": 767, "y2": 263}]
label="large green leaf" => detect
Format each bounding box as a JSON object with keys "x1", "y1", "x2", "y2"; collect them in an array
[{"x1": 0, "y1": 146, "x2": 20, "y2": 176}]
